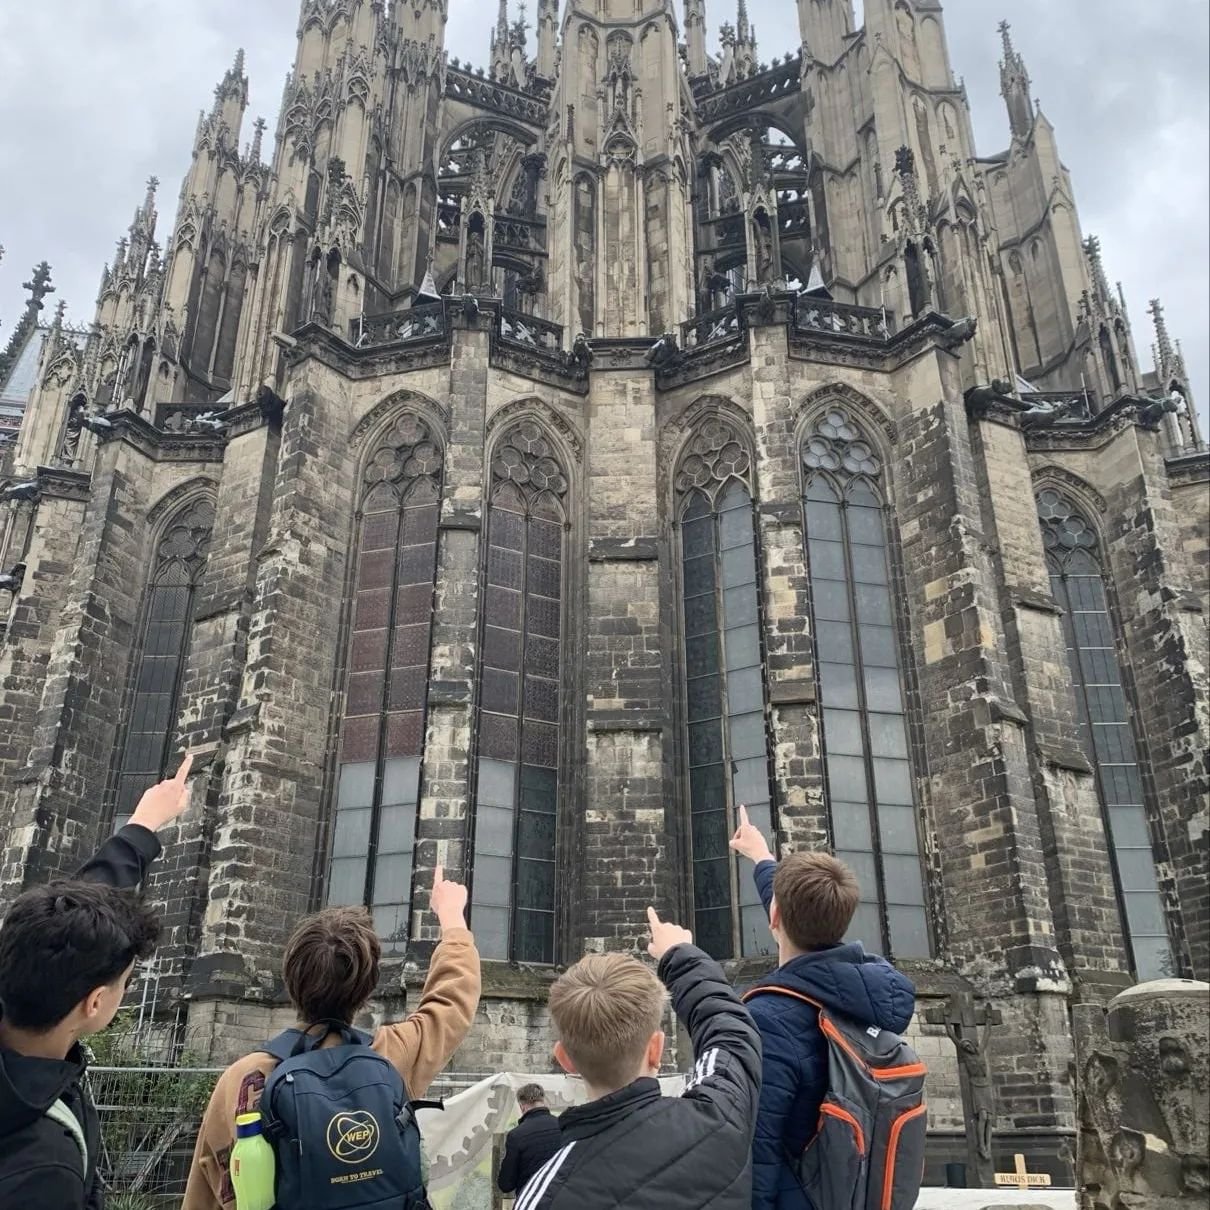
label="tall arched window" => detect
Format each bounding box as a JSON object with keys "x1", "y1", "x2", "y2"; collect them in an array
[
  {"x1": 1037, "y1": 488, "x2": 1173, "y2": 979},
  {"x1": 676, "y1": 418, "x2": 775, "y2": 960},
  {"x1": 801, "y1": 408, "x2": 929, "y2": 958},
  {"x1": 471, "y1": 421, "x2": 568, "y2": 964},
  {"x1": 113, "y1": 498, "x2": 215, "y2": 828},
  {"x1": 327, "y1": 415, "x2": 444, "y2": 954}
]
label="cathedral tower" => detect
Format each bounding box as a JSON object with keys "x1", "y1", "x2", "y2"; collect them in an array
[{"x1": 1, "y1": 6, "x2": 1205, "y2": 1197}]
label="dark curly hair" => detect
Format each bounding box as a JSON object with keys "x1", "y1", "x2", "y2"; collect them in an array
[{"x1": 0, "y1": 880, "x2": 160, "y2": 1030}]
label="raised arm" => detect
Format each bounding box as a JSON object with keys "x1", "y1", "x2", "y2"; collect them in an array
[
  {"x1": 729, "y1": 804, "x2": 777, "y2": 917},
  {"x1": 648, "y1": 908, "x2": 762, "y2": 1128},
  {"x1": 374, "y1": 865, "x2": 482, "y2": 1097},
  {"x1": 76, "y1": 753, "x2": 193, "y2": 889}
]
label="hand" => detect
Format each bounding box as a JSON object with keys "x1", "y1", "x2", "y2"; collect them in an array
[
  {"x1": 129, "y1": 753, "x2": 194, "y2": 833},
  {"x1": 431, "y1": 864, "x2": 469, "y2": 930},
  {"x1": 647, "y1": 906, "x2": 693, "y2": 962},
  {"x1": 729, "y1": 805, "x2": 774, "y2": 865}
]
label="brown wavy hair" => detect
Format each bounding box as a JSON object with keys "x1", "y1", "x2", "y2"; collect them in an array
[{"x1": 283, "y1": 906, "x2": 381, "y2": 1024}]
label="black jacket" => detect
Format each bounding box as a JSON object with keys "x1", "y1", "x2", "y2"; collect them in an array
[
  {"x1": 0, "y1": 824, "x2": 162, "y2": 1210},
  {"x1": 513, "y1": 944, "x2": 762, "y2": 1210},
  {"x1": 498, "y1": 1106, "x2": 563, "y2": 1194}
]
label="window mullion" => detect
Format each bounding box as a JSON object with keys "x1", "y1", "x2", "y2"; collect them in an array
[
  {"x1": 841, "y1": 495, "x2": 892, "y2": 956},
  {"x1": 365, "y1": 496, "x2": 407, "y2": 909},
  {"x1": 1060, "y1": 564, "x2": 1142, "y2": 977},
  {"x1": 713, "y1": 500, "x2": 742, "y2": 961},
  {"x1": 508, "y1": 506, "x2": 531, "y2": 961}
]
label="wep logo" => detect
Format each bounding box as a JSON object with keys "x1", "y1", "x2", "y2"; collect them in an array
[{"x1": 326, "y1": 1111, "x2": 381, "y2": 1164}]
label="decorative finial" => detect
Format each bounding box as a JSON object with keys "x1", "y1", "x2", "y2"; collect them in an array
[
  {"x1": 251, "y1": 116, "x2": 267, "y2": 161},
  {"x1": 21, "y1": 262, "x2": 55, "y2": 310}
]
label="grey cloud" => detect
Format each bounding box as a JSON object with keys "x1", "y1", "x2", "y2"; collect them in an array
[{"x1": 2, "y1": 0, "x2": 1205, "y2": 420}]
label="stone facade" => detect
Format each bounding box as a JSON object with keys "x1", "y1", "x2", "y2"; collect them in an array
[{"x1": 1, "y1": 0, "x2": 1207, "y2": 1188}]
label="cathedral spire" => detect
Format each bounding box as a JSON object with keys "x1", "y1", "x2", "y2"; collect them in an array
[
  {"x1": 1083, "y1": 235, "x2": 1112, "y2": 307},
  {"x1": 535, "y1": 0, "x2": 558, "y2": 80},
  {"x1": 0, "y1": 263, "x2": 54, "y2": 385},
  {"x1": 491, "y1": 0, "x2": 511, "y2": 80},
  {"x1": 998, "y1": 20, "x2": 1033, "y2": 140},
  {"x1": 735, "y1": 0, "x2": 758, "y2": 78},
  {"x1": 214, "y1": 47, "x2": 249, "y2": 115},
  {"x1": 1149, "y1": 298, "x2": 1184, "y2": 380},
  {"x1": 685, "y1": 0, "x2": 709, "y2": 78}
]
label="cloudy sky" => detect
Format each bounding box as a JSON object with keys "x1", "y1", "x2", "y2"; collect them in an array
[{"x1": 1, "y1": 0, "x2": 1206, "y2": 417}]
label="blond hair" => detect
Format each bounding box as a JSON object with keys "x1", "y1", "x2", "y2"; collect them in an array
[
  {"x1": 548, "y1": 953, "x2": 666, "y2": 1090},
  {"x1": 774, "y1": 852, "x2": 861, "y2": 950}
]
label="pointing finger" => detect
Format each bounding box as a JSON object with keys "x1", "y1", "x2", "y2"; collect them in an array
[
  {"x1": 174, "y1": 753, "x2": 194, "y2": 784},
  {"x1": 434, "y1": 864, "x2": 444, "y2": 887},
  {"x1": 738, "y1": 804, "x2": 750, "y2": 829},
  {"x1": 646, "y1": 906, "x2": 661, "y2": 930}
]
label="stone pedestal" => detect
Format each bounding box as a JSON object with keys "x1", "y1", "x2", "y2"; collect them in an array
[{"x1": 1073, "y1": 980, "x2": 1209, "y2": 1208}]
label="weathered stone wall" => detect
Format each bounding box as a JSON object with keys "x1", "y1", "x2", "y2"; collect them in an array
[{"x1": 1073, "y1": 979, "x2": 1209, "y2": 1208}]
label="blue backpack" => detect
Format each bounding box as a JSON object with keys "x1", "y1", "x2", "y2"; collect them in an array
[{"x1": 260, "y1": 1022, "x2": 437, "y2": 1210}]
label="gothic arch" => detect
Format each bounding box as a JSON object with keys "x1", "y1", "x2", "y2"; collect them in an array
[
  {"x1": 439, "y1": 116, "x2": 539, "y2": 164},
  {"x1": 486, "y1": 396, "x2": 583, "y2": 467},
  {"x1": 660, "y1": 394, "x2": 756, "y2": 503},
  {"x1": 707, "y1": 112, "x2": 805, "y2": 153},
  {"x1": 1031, "y1": 466, "x2": 1108, "y2": 517},
  {"x1": 349, "y1": 388, "x2": 450, "y2": 450},
  {"x1": 795, "y1": 383, "x2": 897, "y2": 450}
]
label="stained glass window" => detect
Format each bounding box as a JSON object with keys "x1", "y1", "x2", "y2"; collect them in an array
[
  {"x1": 472, "y1": 421, "x2": 567, "y2": 964},
  {"x1": 677, "y1": 418, "x2": 776, "y2": 960},
  {"x1": 801, "y1": 409, "x2": 930, "y2": 958},
  {"x1": 328, "y1": 415, "x2": 444, "y2": 954},
  {"x1": 1037, "y1": 488, "x2": 1173, "y2": 979},
  {"x1": 113, "y1": 498, "x2": 215, "y2": 829}
]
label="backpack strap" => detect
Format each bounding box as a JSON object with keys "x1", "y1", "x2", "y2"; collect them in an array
[
  {"x1": 261, "y1": 1020, "x2": 373, "y2": 1063},
  {"x1": 741, "y1": 985, "x2": 824, "y2": 1012},
  {"x1": 45, "y1": 1099, "x2": 87, "y2": 1173}
]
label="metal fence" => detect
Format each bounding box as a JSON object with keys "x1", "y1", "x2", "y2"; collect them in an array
[
  {"x1": 88, "y1": 1056, "x2": 498, "y2": 1203},
  {"x1": 90, "y1": 1063, "x2": 220, "y2": 1204}
]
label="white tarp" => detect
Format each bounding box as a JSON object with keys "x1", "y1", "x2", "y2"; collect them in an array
[{"x1": 416, "y1": 1073, "x2": 1077, "y2": 1210}]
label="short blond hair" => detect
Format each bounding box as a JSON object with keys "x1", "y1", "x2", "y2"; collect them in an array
[{"x1": 548, "y1": 953, "x2": 666, "y2": 1090}]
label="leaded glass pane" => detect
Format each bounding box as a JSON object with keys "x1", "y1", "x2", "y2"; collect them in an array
[
  {"x1": 113, "y1": 504, "x2": 211, "y2": 832},
  {"x1": 679, "y1": 450, "x2": 774, "y2": 961},
  {"x1": 888, "y1": 906, "x2": 930, "y2": 958},
  {"x1": 327, "y1": 420, "x2": 444, "y2": 941},
  {"x1": 472, "y1": 426, "x2": 565, "y2": 961},
  {"x1": 328, "y1": 857, "x2": 368, "y2": 907},
  {"x1": 1039, "y1": 489, "x2": 1172, "y2": 979},
  {"x1": 803, "y1": 411, "x2": 928, "y2": 960}
]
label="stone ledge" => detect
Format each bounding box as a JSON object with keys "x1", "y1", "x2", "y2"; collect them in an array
[
  {"x1": 1038, "y1": 742, "x2": 1093, "y2": 775},
  {"x1": 428, "y1": 681, "x2": 473, "y2": 707},
  {"x1": 222, "y1": 703, "x2": 261, "y2": 738},
  {"x1": 440, "y1": 509, "x2": 482, "y2": 533},
  {"x1": 587, "y1": 708, "x2": 664, "y2": 733},
  {"x1": 588, "y1": 537, "x2": 659, "y2": 562},
  {"x1": 1010, "y1": 586, "x2": 1064, "y2": 615},
  {"x1": 768, "y1": 678, "x2": 816, "y2": 706}
]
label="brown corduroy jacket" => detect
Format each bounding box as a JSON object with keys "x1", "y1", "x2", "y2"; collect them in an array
[{"x1": 181, "y1": 926, "x2": 481, "y2": 1210}]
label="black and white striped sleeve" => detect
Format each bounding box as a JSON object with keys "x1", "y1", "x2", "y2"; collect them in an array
[
  {"x1": 512, "y1": 1141, "x2": 577, "y2": 1210},
  {"x1": 659, "y1": 944, "x2": 763, "y2": 1126}
]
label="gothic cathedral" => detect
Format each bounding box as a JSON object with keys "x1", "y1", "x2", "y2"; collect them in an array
[{"x1": 0, "y1": 0, "x2": 1206, "y2": 1184}]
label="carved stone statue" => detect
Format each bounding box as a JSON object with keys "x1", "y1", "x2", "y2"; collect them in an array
[
  {"x1": 752, "y1": 211, "x2": 775, "y2": 285},
  {"x1": 57, "y1": 398, "x2": 86, "y2": 466},
  {"x1": 311, "y1": 266, "x2": 334, "y2": 325},
  {"x1": 1073, "y1": 980, "x2": 1209, "y2": 1209},
  {"x1": 927, "y1": 991, "x2": 1001, "y2": 1189},
  {"x1": 1019, "y1": 397, "x2": 1076, "y2": 430},
  {"x1": 465, "y1": 226, "x2": 486, "y2": 291}
]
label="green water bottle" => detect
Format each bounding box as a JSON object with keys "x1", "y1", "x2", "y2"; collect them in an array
[{"x1": 230, "y1": 1112, "x2": 276, "y2": 1210}]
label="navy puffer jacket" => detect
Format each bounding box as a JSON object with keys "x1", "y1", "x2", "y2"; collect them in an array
[{"x1": 745, "y1": 860, "x2": 917, "y2": 1210}]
